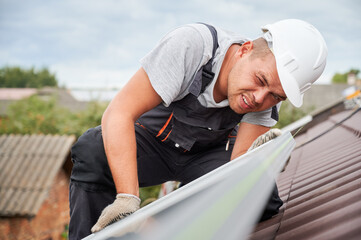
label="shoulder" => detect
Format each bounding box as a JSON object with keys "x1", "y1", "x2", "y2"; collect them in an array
[
  {"x1": 165, "y1": 23, "x2": 215, "y2": 58},
  {"x1": 139, "y1": 24, "x2": 217, "y2": 106}
]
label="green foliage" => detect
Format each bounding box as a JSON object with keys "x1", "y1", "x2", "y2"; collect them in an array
[
  {"x1": 274, "y1": 100, "x2": 312, "y2": 129},
  {"x1": 0, "y1": 66, "x2": 58, "y2": 88},
  {"x1": 349, "y1": 69, "x2": 360, "y2": 75},
  {"x1": 332, "y1": 73, "x2": 347, "y2": 84},
  {"x1": 0, "y1": 95, "x2": 107, "y2": 137},
  {"x1": 139, "y1": 185, "x2": 161, "y2": 206},
  {"x1": 0, "y1": 95, "x2": 66, "y2": 134},
  {"x1": 332, "y1": 68, "x2": 360, "y2": 84},
  {"x1": 65, "y1": 101, "x2": 108, "y2": 137},
  {"x1": 61, "y1": 224, "x2": 68, "y2": 240}
]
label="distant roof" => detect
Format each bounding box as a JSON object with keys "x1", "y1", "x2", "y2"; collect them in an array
[
  {"x1": 0, "y1": 134, "x2": 75, "y2": 217},
  {"x1": 251, "y1": 100, "x2": 361, "y2": 239},
  {"x1": 0, "y1": 87, "x2": 89, "y2": 116},
  {"x1": 301, "y1": 84, "x2": 350, "y2": 111},
  {"x1": 0, "y1": 88, "x2": 37, "y2": 100}
]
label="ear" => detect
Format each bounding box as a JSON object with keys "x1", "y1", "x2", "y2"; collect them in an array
[{"x1": 236, "y1": 41, "x2": 254, "y2": 58}]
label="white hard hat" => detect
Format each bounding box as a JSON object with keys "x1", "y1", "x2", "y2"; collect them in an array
[{"x1": 262, "y1": 19, "x2": 328, "y2": 107}]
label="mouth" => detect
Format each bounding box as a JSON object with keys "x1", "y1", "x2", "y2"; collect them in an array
[{"x1": 241, "y1": 95, "x2": 254, "y2": 109}]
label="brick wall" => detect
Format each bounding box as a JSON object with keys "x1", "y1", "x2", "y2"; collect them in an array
[{"x1": 0, "y1": 169, "x2": 70, "y2": 240}]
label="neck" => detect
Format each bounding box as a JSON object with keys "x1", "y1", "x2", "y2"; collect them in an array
[{"x1": 213, "y1": 44, "x2": 240, "y2": 103}]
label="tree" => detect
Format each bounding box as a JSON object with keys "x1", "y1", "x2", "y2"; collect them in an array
[
  {"x1": 332, "y1": 68, "x2": 360, "y2": 84},
  {"x1": 0, "y1": 66, "x2": 58, "y2": 88},
  {"x1": 332, "y1": 73, "x2": 347, "y2": 84},
  {"x1": 0, "y1": 95, "x2": 69, "y2": 134},
  {"x1": 0, "y1": 96, "x2": 107, "y2": 136}
]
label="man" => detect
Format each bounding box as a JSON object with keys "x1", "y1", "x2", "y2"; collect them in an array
[{"x1": 69, "y1": 19, "x2": 327, "y2": 239}]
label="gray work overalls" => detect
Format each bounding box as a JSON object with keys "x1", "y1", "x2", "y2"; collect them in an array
[
  {"x1": 136, "y1": 24, "x2": 244, "y2": 153},
  {"x1": 68, "y1": 24, "x2": 282, "y2": 240}
]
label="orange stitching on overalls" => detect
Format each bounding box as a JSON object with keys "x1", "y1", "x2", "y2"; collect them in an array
[
  {"x1": 135, "y1": 122, "x2": 146, "y2": 129},
  {"x1": 161, "y1": 129, "x2": 172, "y2": 142},
  {"x1": 156, "y1": 113, "x2": 173, "y2": 137}
]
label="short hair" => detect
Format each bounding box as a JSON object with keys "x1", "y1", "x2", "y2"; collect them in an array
[{"x1": 250, "y1": 37, "x2": 273, "y2": 60}]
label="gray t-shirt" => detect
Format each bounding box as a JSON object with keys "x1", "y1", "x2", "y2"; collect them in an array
[{"x1": 140, "y1": 23, "x2": 280, "y2": 127}]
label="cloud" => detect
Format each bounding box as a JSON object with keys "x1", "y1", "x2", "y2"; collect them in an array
[
  {"x1": 1, "y1": 0, "x2": 360, "y2": 88},
  {"x1": 50, "y1": 62, "x2": 136, "y2": 88}
]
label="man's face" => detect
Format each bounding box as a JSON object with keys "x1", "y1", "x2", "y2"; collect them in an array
[{"x1": 227, "y1": 49, "x2": 287, "y2": 114}]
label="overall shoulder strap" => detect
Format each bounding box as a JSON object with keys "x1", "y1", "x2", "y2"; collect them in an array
[
  {"x1": 201, "y1": 23, "x2": 219, "y2": 62},
  {"x1": 271, "y1": 105, "x2": 279, "y2": 121},
  {"x1": 188, "y1": 23, "x2": 219, "y2": 96},
  {"x1": 200, "y1": 23, "x2": 219, "y2": 93}
]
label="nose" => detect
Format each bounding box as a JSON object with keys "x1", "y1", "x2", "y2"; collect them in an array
[{"x1": 254, "y1": 88, "x2": 269, "y2": 104}]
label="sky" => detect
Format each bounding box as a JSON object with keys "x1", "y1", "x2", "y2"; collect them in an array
[{"x1": 0, "y1": 0, "x2": 360, "y2": 89}]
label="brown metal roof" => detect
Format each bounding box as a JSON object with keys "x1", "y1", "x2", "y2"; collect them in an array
[
  {"x1": 0, "y1": 134, "x2": 75, "y2": 217},
  {"x1": 250, "y1": 108, "x2": 361, "y2": 240}
]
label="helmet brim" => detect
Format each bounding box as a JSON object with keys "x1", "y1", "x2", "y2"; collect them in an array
[
  {"x1": 261, "y1": 19, "x2": 328, "y2": 108},
  {"x1": 263, "y1": 24, "x2": 304, "y2": 108},
  {"x1": 276, "y1": 61, "x2": 303, "y2": 108}
]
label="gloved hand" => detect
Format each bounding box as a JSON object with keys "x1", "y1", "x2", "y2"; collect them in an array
[
  {"x1": 248, "y1": 128, "x2": 282, "y2": 152},
  {"x1": 91, "y1": 193, "x2": 141, "y2": 233}
]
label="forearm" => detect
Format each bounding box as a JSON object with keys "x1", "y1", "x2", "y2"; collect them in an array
[
  {"x1": 231, "y1": 149, "x2": 247, "y2": 160},
  {"x1": 90, "y1": 68, "x2": 162, "y2": 232},
  {"x1": 230, "y1": 123, "x2": 270, "y2": 160},
  {"x1": 102, "y1": 109, "x2": 139, "y2": 197},
  {"x1": 99, "y1": 68, "x2": 162, "y2": 197}
]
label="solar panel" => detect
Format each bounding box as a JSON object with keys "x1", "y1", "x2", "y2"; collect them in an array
[{"x1": 84, "y1": 132, "x2": 295, "y2": 240}]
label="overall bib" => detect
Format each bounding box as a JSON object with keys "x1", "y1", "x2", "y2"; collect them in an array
[{"x1": 136, "y1": 23, "x2": 244, "y2": 153}]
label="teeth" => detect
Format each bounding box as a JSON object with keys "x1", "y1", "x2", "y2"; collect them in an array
[{"x1": 243, "y1": 96, "x2": 249, "y2": 106}]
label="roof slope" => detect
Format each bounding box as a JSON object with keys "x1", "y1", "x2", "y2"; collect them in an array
[
  {"x1": 250, "y1": 107, "x2": 361, "y2": 240},
  {"x1": 0, "y1": 134, "x2": 75, "y2": 217}
]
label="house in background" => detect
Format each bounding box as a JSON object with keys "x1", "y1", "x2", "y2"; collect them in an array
[
  {"x1": 300, "y1": 84, "x2": 350, "y2": 111},
  {"x1": 347, "y1": 72, "x2": 361, "y2": 86},
  {"x1": 0, "y1": 134, "x2": 75, "y2": 240},
  {"x1": 0, "y1": 87, "x2": 89, "y2": 117}
]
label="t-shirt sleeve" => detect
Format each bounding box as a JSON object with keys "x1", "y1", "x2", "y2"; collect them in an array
[
  {"x1": 140, "y1": 25, "x2": 207, "y2": 107},
  {"x1": 241, "y1": 102, "x2": 282, "y2": 127}
]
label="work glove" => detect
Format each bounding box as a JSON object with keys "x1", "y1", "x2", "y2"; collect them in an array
[
  {"x1": 91, "y1": 193, "x2": 141, "y2": 233},
  {"x1": 248, "y1": 128, "x2": 282, "y2": 152}
]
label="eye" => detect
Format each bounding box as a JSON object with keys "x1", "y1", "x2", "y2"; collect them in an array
[
  {"x1": 272, "y1": 93, "x2": 281, "y2": 101},
  {"x1": 256, "y1": 76, "x2": 265, "y2": 86}
]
